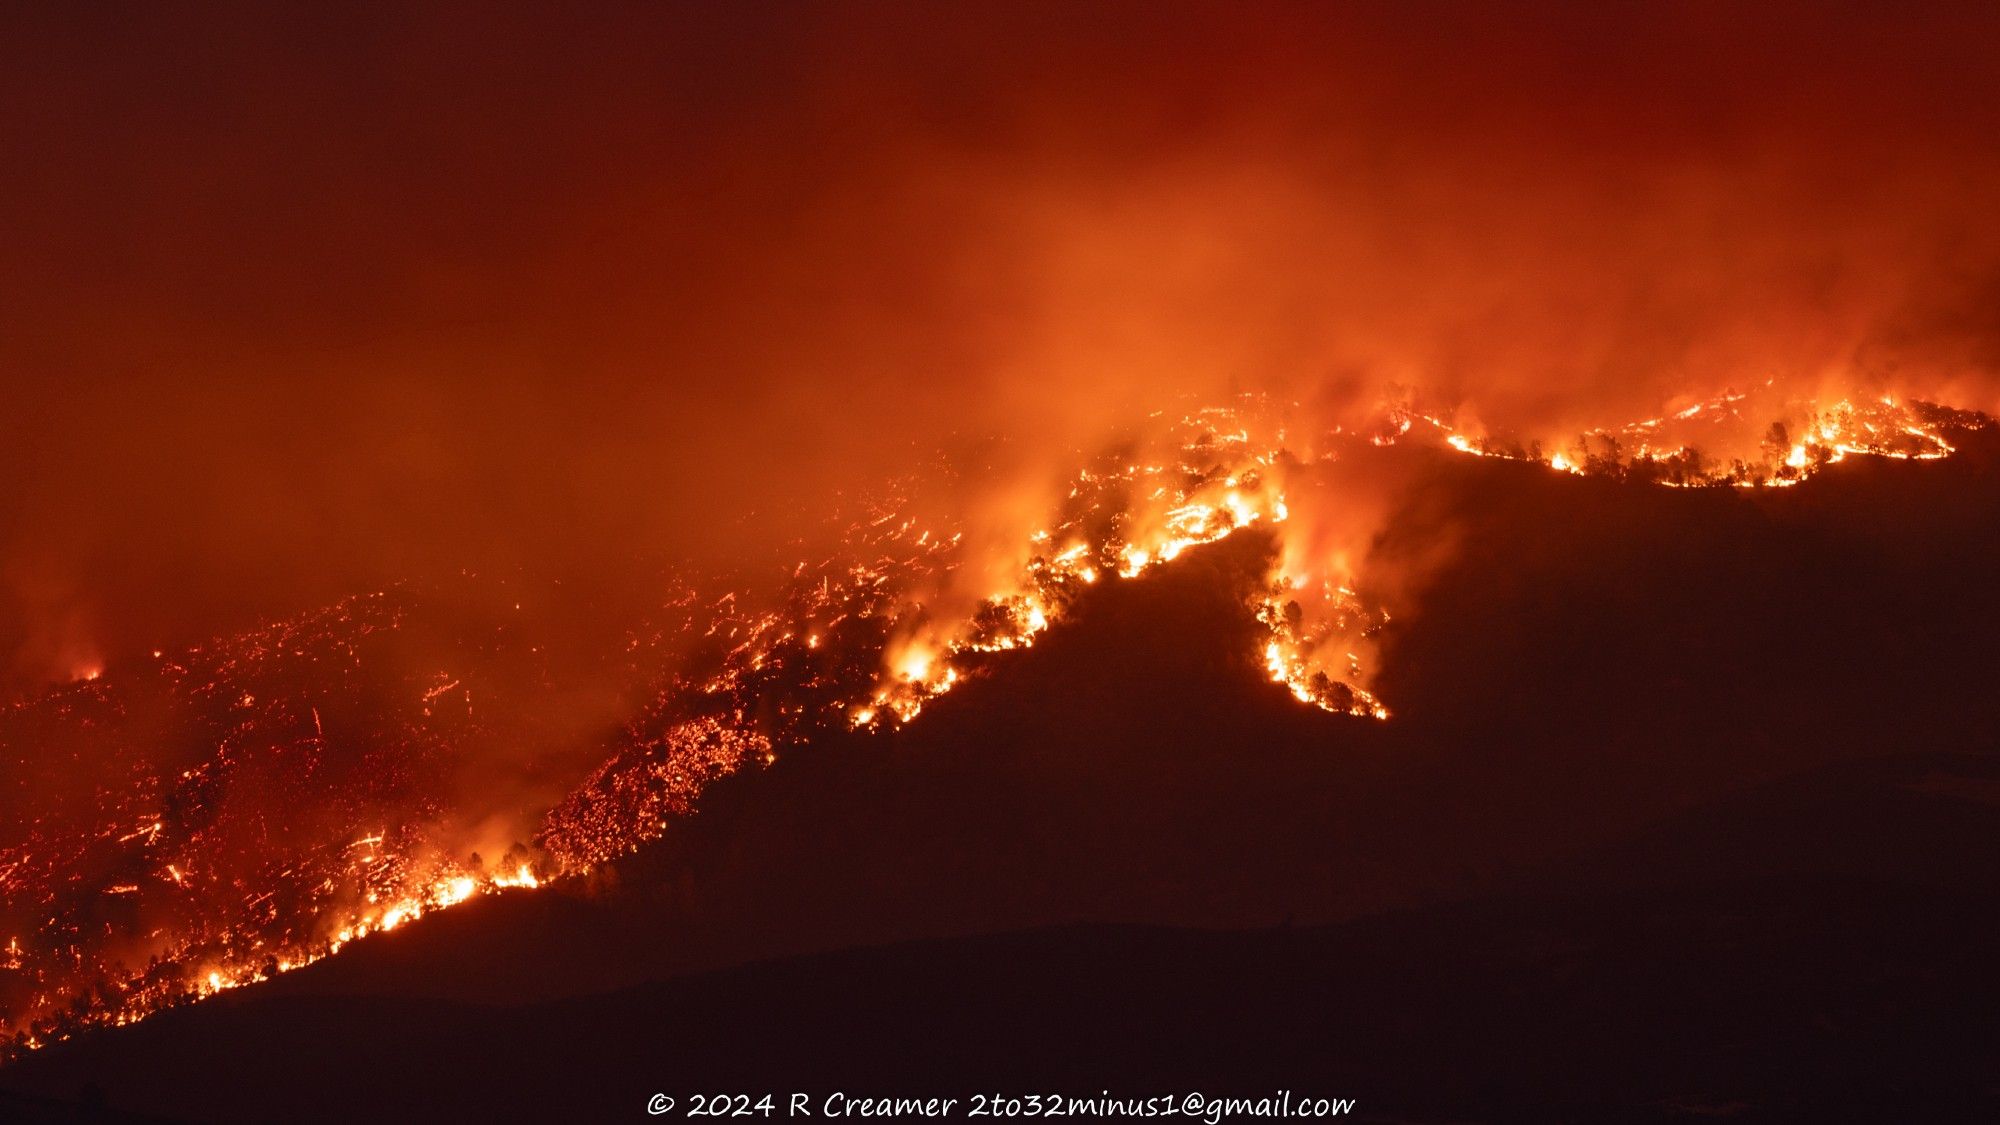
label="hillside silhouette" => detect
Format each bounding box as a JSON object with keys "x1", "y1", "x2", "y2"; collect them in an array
[{"x1": 6, "y1": 440, "x2": 1999, "y2": 1122}]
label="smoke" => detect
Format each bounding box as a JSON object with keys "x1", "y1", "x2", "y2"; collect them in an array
[
  {"x1": 13, "y1": 5, "x2": 2000, "y2": 1041},
  {"x1": 0, "y1": 551, "x2": 101, "y2": 685},
  {"x1": 5, "y1": 1, "x2": 2000, "y2": 685}
]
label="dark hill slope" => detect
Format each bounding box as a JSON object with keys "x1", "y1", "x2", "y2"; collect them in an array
[{"x1": 7, "y1": 441, "x2": 2000, "y2": 1121}]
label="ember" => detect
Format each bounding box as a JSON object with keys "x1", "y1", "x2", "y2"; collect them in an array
[{"x1": 0, "y1": 391, "x2": 1987, "y2": 1055}]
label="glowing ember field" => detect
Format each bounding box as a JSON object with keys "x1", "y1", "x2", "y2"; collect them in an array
[{"x1": 0, "y1": 390, "x2": 1987, "y2": 1055}]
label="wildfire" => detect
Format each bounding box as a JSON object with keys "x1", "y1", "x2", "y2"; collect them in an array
[
  {"x1": 0, "y1": 387, "x2": 1987, "y2": 1057},
  {"x1": 1404, "y1": 387, "x2": 1978, "y2": 489}
]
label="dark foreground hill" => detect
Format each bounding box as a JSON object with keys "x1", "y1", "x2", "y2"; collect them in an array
[
  {"x1": 6, "y1": 441, "x2": 2000, "y2": 1122},
  {"x1": 6, "y1": 872, "x2": 1998, "y2": 1123}
]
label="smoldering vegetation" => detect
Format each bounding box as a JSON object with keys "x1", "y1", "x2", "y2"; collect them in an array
[{"x1": 5, "y1": 0, "x2": 2000, "y2": 1080}]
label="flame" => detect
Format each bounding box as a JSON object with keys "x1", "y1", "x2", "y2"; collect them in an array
[
  {"x1": 0, "y1": 387, "x2": 1986, "y2": 1056},
  {"x1": 1401, "y1": 389, "x2": 1973, "y2": 488}
]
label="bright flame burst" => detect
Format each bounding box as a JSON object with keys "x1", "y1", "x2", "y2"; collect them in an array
[
  {"x1": 1406, "y1": 386, "x2": 1977, "y2": 488},
  {"x1": 0, "y1": 388, "x2": 1985, "y2": 1055}
]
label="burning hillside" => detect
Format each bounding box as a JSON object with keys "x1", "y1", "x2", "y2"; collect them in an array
[
  {"x1": 9, "y1": 7, "x2": 2000, "y2": 1121},
  {"x1": 0, "y1": 388, "x2": 1986, "y2": 1055}
]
